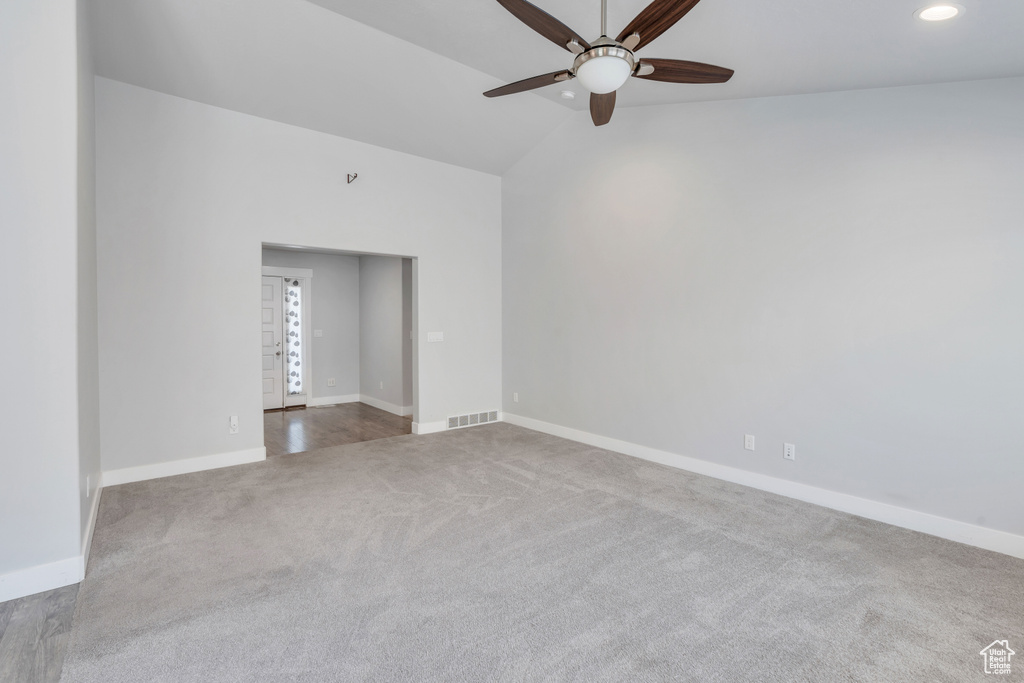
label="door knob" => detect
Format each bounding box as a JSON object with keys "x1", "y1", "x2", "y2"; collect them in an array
[{"x1": 276, "y1": 351, "x2": 281, "y2": 356}]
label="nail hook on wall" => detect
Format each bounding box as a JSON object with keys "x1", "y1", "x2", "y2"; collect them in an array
[{"x1": 347, "y1": 173, "x2": 358, "y2": 184}]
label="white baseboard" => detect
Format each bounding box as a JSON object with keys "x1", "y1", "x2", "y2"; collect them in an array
[
  {"x1": 102, "y1": 446, "x2": 266, "y2": 487},
  {"x1": 0, "y1": 447, "x2": 265, "y2": 602},
  {"x1": 503, "y1": 413, "x2": 1024, "y2": 560},
  {"x1": 81, "y1": 477, "x2": 103, "y2": 574},
  {"x1": 307, "y1": 394, "x2": 359, "y2": 407},
  {"x1": 0, "y1": 476, "x2": 106, "y2": 602},
  {"x1": 412, "y1": 420, "x2": 447, "y2": 435},
  {"x1": 0, "y1": 556, "x2": 82, "y2": 603},
  {"x1": 360, "y1": 394, "x2": 409, "y2": 417}
]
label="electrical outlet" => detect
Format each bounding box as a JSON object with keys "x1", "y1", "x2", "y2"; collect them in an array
[
  {"x1": 513, "y1": 392, "x2": 519, "y2": 403},
  {"x1": 314, "y1": 329, "x2": 323, "y2": 338},
  {"x1": 229, "y1": 415, "x2": 239, "y2": 435},
  {"x1": 327, "y1": 378, "x2": 336, "y2": 387},
  {"x1": 784, "y1": 443, "x2": 796, "y2": 461},
  {"x1": 744, "y1": 434, "x2": 755, "y2": 451}
]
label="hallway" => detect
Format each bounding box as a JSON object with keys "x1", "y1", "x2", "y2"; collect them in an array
[{"x1": 263, "y1": 403, "x2": 411, "y2": 456}]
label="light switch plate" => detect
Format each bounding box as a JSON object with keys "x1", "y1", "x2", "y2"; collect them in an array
[{"x1": 427, "y1": 331, "x2": 444, "y2": 343}]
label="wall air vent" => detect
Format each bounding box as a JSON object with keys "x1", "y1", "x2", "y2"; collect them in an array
[{"x1": 446, "y1": 410, "x2": 500, "y2": 430}]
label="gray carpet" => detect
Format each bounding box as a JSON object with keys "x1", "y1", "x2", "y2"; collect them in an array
[{"x1": 61, "y1": 424, "x2": 1023, "y2": 682}]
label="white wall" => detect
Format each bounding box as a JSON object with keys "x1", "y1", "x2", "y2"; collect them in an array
[
  {"x1": 359, "y1": 255, "x2": 410, "y2": 414},
  {"x1": 96, "y1": 78, "x2": 502, "y2": 473},
  {"x1": 262, "y1": 249, "x2": 361, "y2": 399},
  {"x1": 77, "y1": 0, "x2": 102, "y2": 552},
  {"x1": 502, "y1": 77, "x2": 1024, "y2": 538},
  {"x1": 0, "y1": 0, "x2": 84, "y2": 597}
]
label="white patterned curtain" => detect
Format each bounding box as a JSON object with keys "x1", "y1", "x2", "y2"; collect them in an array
[{"x1": 284, "y1": 279, "x2": 304, "y2": 395}]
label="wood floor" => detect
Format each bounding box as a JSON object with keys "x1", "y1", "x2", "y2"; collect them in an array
[
  {"x1": 0, "y1": 584, "x2": 77, "y2": 683},
  {"x1": 263, "y1": 402, "x2": 412, "y2": 457}
]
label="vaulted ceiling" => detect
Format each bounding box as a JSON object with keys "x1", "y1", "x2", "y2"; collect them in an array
[{"x1": 93, "y1": 0, "x2": 1024, "y2": 175}]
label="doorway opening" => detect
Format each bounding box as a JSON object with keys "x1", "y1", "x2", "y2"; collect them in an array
[{"x1": 261, "y1": 246, "x2": 416, "y2": 456}]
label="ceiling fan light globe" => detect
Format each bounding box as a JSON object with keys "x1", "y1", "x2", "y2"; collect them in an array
[{"x1": 575, "y1": 55, "x2": 632, "y2": 94}]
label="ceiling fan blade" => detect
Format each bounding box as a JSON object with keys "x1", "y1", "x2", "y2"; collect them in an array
[
  {"x1": 634, "y1": 58, "x2": 733, "y2": 83},
  {"x1": 484, "y1": 70, "x2": 573, "y2": 98},
  {"x1": 495, "y1": 0, "x2": 591, "y2": 52},
  {"x1": 616, "y1": 0, "x2": 702, "y2": 51},
  {"x1": 590, "y1": 91, "x2": 616, "y2": 126}
]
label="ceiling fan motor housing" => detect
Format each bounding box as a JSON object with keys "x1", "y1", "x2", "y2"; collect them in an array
[{"x1": 572, "y1": 43, "x2": 636, "y2": 94}]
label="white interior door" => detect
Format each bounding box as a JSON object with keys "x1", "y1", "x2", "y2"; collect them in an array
[{"x1": 262, "y1": 276, "x2": 284, "y2": 410}]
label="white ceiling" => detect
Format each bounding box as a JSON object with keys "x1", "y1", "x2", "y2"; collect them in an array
[
  {"x1": 92, "y1": 0, "x2": 1024, "y2": 174},
  {"x1": 91, "y1": 0, "x2": 571, "y2": 175},
  {"x1": 309, "y1": 0, "x2": 1024, "y2": 108}
]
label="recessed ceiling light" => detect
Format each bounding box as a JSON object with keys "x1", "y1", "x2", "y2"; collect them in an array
[
  {"x1": 915, "y1": 4, "x2": 964, "y2": 21},
  {"x1": 560, "y1": 90, "x2": 576, "y2": 100}
]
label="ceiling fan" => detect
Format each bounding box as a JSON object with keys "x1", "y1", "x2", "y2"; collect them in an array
[{"x1": 484, "y1": 0, "x2": 734, "y2": 126}]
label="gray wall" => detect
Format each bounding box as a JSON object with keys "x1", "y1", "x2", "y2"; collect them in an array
[
  {"x1": 262, "y1": 249, "x2": 361, "y2": 399},
  {"x1": 77, "y1": 0, "x2": 102, "y2": 547},
  {"x1": 402, "y1": 258, "x2": 413, "y2": 409},
  {"x1": 359, "y1": 255, "x2": 410, "y2": 413},
  {"x1": 0, "y1": 0, "x2": 84, "y2": 587},
  {"x1": 502, "y1": 77, "x2": 1024, "y2": 537},
  {"x1": 96, "y1": 78, "x2": 501, "y2": 472}
]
